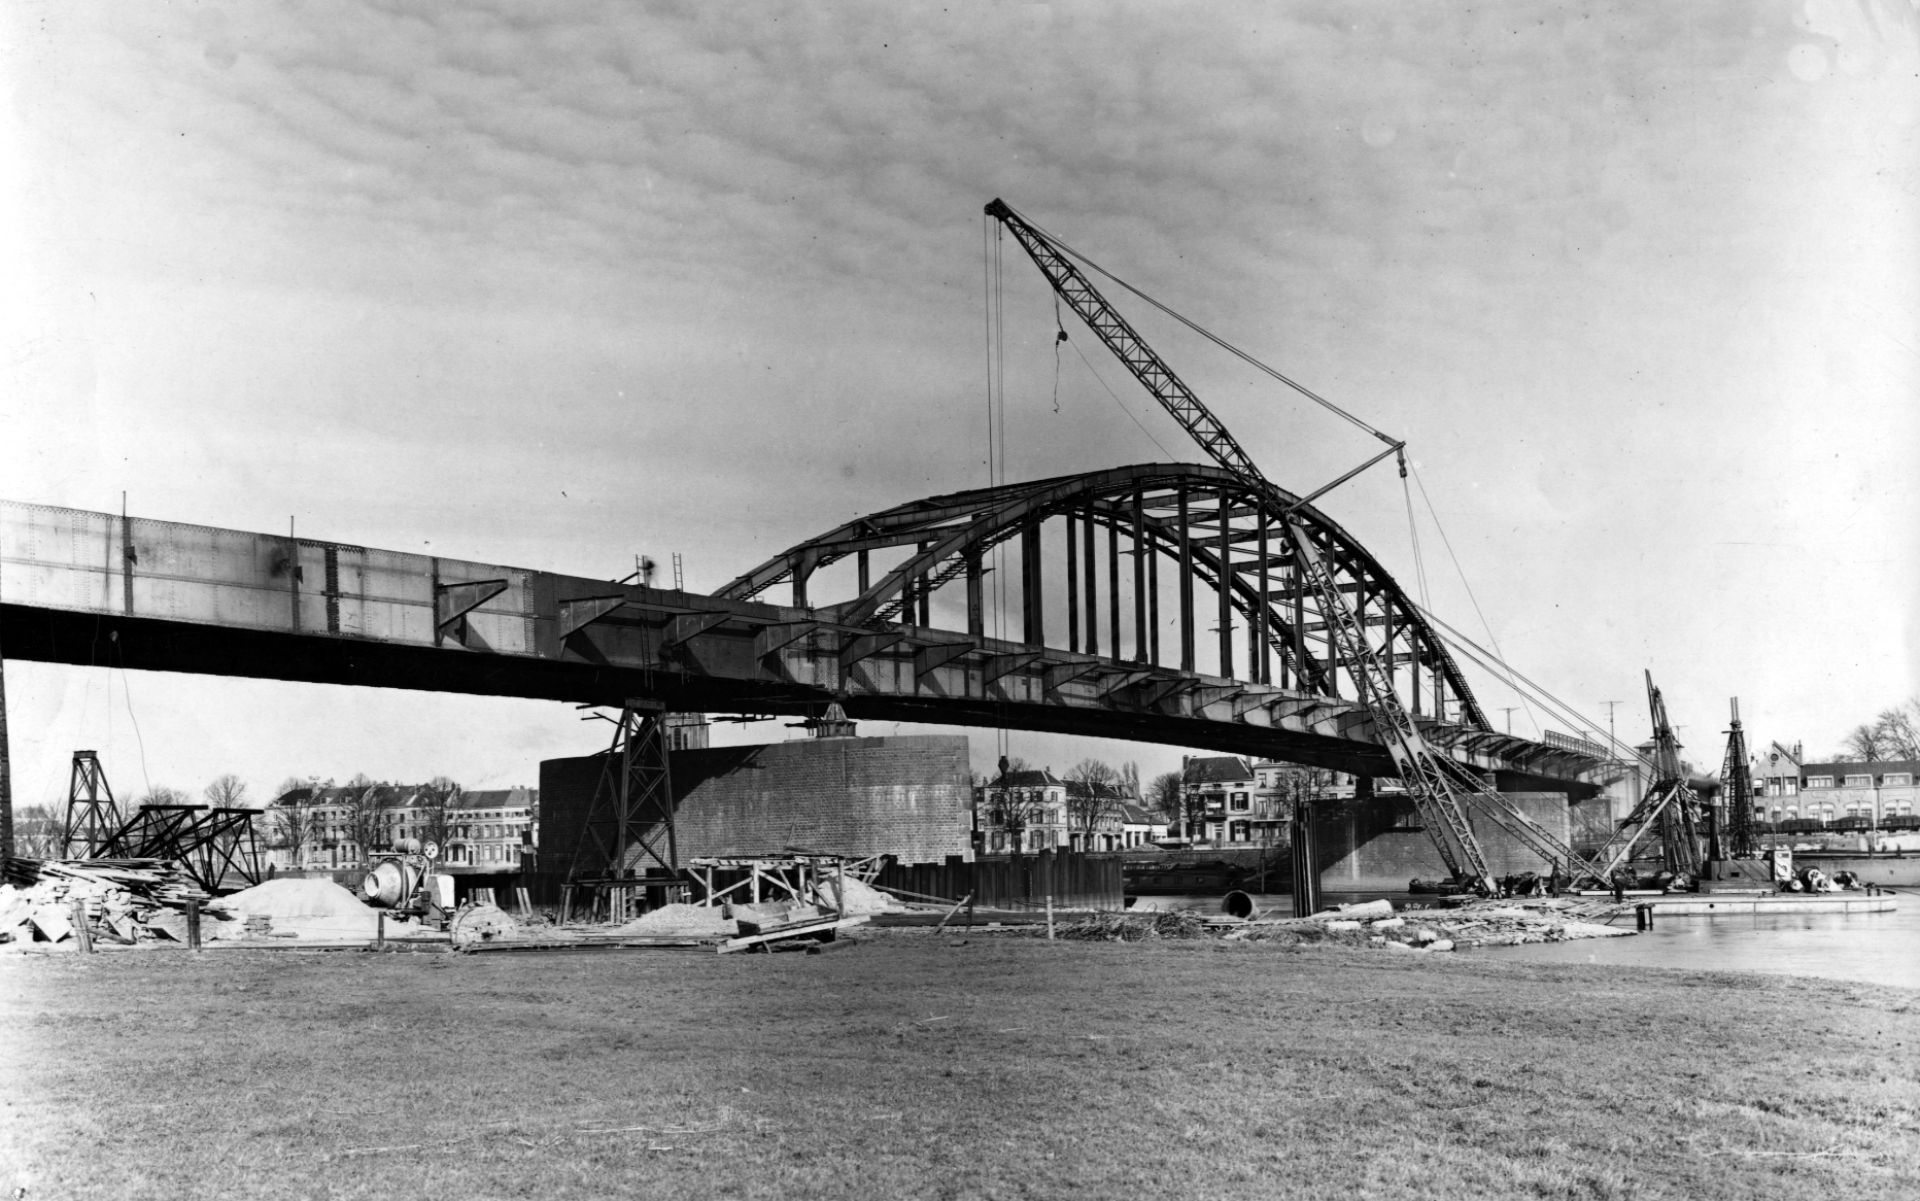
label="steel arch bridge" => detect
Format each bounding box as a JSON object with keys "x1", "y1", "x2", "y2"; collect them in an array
[
  {"x1": 0, "y1": 481, "x2": 1602, "y2": 790},
  {"x1": 720, "y1": 462, "x2": 1487, "y2": 733}
]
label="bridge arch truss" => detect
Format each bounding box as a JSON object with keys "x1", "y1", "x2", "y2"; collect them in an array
[{"x1": 718, "y1": 463, "x2": 1489, "y2": 732}]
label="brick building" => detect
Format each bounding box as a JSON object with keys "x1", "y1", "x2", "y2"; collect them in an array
[{"x1": 1766, "y1": 755, "x2": 1920, "y2": 831}]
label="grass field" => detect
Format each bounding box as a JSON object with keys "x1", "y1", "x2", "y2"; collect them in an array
[{"x1": 3, "y1": 931, "x2": 1917, "y2": 1200}]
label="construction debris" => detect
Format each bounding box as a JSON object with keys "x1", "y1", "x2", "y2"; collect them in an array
[
  {"x1": 1, "y1": 857, "x2": 211, "y2": 948},
  {"x1": 1224, "y1": 897, "x2": 1630, "y2": 950},
  {"x1": 1047, "y1": 911, "x2": 1211, "y2": 941},
  {"x1": 1047, "y1": 896, "x2": 1632, "y2": 950}
]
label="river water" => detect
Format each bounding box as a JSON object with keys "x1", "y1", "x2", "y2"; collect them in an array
[
  {"x1": 1142, "y1": 891, "x2": 1920, "y2": 991},
  {"x1": 1487, "y1": 896, "x2": 1920, "y2": 990}
]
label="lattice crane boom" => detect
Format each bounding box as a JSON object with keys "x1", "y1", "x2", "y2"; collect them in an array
[
  {"x1": 1718, "y1": 697, "x2": 1758, "y2": 860},
  {"x1": 985, "y1": 199, "x2": 1266, "y2": 482},
  {"x1": 1586, "y1": 671, "x2": 1705, "y2": 879}
]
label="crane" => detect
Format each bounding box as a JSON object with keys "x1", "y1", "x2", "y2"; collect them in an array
[
  {"x1": 985, "y1": 197, "x2": 1603, "y2": 891},
  {"x1": 1717, "y1": 697, "x2": 1759, "y2": 861},
  {"x1": 1585, "y1": 671, "x2": 1706, "y2": 882}
]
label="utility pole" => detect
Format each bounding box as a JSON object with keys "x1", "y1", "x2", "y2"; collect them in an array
[
  {"x1": 1602, "y1": 700, "x2": 1623, "y2": 757},
  {"x1": 1499, "y1": 706, "x2": 1518, "y2": 734}
]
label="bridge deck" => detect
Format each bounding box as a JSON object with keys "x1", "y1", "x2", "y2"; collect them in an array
[{"x1": 0, "y1": 500, "x2": 1601, "y2": 786}]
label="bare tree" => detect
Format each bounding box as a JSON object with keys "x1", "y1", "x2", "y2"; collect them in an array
[
  {"x1": 1177, "y1": 771, "x2": 1212, "y2": 842},
  {"x1": 203, "y1": 773, "x2": 249, "y2": 809},
  {"x1": 414, "y1": 776, "x2": 461, "y2": 855},
  {"x1": 137, "y1": 786, "x2": 191, "y2": 808},
  {"x1": 14, "y1": 803, "x2": 63, "y2": 858},
  {"x1": 1876, "y1": 702, "x2": 1920, "y2": 761},
  {"x1": 1146, "y1": 771, "x2": 1183, "y2": 824},
  {"x1": 1841, "y1": 723, "x2": 1890, "y2": 762},
  {"x1": 1118, "y1": 760, "x2": 1141, "y2": 799},
  {"x1": 272, "y1": 794, "x2": 321, "y2": 868},
  {"x1": 339, "y1": 775, "x2": 397, "y2": 863},
  {"x1": 1065, "y1": 759, "x2": 1121, "y2": 847},
  {"x1": 988, "y1": 767, "x2": 1049, "y2": 856}
]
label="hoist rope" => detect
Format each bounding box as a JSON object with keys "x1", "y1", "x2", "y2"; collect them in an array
[
  {"x1": 1009, "y1": 203, "x2": 1396, "y2": 446},
  {"x1": 985, "y1": 216, "x2": 1011, "y2": 764},
  {"x1": 1400, "y1": 472, "x2": 1432, "y2": 612},
  {"x1": 1064, "y1": 336, "x2": 1181, "y2": 461},
  {"x1": 1405, "y1": 463, "x2": 1539, "y2": 738},
  {"x1": 1418, "y1": 604, "x2": 1655, "y2": 771}
]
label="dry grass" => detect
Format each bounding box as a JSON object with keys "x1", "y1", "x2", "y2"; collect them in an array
[{"x1": 3, "y1": 932, "x2": 1918, "y2": 1200}]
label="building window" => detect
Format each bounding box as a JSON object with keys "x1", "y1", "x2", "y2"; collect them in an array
[
  {"x1": 1844, "y1": 775, "x2": 1872, "y2": 788},
  {"x1": 1230, "y1": 820, "x2": 1250, "y2": 843},
  {"x1": 1805, "y1": 777, "x2": 1832, "y2": 789},
  {"x1": 1883, "y1": 773, "x2": 1912, "y2": 788},
  {"x1": 1229, "y1": 792, "x2": 1250, "y2": 812}
]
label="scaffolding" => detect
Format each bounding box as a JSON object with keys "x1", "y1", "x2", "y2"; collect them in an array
[{"x1": 61, "y1": 751, "x2": 121, "y2": 859}]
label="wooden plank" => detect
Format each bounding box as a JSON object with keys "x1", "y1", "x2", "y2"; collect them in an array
[{"x1": 716, "y1": 915, "x2": 869, "y2": 955}]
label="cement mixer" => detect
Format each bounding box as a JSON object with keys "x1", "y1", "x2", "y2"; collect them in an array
[{"x1": 360, "y1": 840, "x2": 452, "y2": 912}]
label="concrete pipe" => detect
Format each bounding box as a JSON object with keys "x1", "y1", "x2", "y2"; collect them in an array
[{"x1": 1222, "y1": 890, "x2": 1259, "y2": 920}]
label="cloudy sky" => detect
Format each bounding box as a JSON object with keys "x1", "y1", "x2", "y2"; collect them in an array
[{"x1": 3, "y1": 1, "x2": 1915, "y2": 808}]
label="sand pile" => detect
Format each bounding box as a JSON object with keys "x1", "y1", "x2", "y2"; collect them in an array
[
  {"x1": 822, "y1": 876, "x2": 905, "y2": 915},
  {"x1": 611, "y1": 903, "x2": 738, "y2": 938},
  {"x1": 207, "y1": 878, "x2": 384, "y2": 941}
]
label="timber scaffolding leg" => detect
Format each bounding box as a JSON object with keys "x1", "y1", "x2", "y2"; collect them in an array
[
  {"x1": 1290, "y1": 799, "x2": 1322, "y2": 918},
  {"x1": 567, "y1": 700, "x2": 680, "y2": 923}
]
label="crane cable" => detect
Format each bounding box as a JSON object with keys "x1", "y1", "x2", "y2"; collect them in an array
[
  {"x1": 1007, "y1": 202, "x2": 1396, "y2": 447},
  {"x1": 1421, "y1": 608, "x2": 1656, "y2": 773},
  {"x1": 984, "y1": 215, "x2": 1011, "y2": 766},
  {"x1": 1402, "y1": 462, "x2": 1540, "y2": 739},
  {"x1": 1398, "y1": 458, "x2": 1648, "y2": 767}
]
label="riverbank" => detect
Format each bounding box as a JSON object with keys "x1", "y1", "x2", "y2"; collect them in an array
[{"x1": 4, "y1": 932, "x2": 1917, "y2": 1200}]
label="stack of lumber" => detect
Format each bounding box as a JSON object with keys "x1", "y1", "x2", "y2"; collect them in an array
[{"x1": 0, "y1": 857, "x2": 211, "y2": 947}]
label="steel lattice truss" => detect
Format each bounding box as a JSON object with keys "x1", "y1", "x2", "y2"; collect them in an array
[
  {"x1": 717, "y1": 462, "x2": 1489, "y2": 731},
  {"x1": 95, "y1": 803, "x2": 265, "y2": 892}
]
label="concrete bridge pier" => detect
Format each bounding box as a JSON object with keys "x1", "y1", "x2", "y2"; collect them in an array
[{"x1": 1311, "y1": 776, "x2": 1580, "y2": 892}]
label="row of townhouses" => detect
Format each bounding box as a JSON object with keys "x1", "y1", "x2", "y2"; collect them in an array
[
  {"x1": 266, "y1": 782, "x2": 539, "y2": 871},
  {"x1": 975, "y1": 756, "x2": 1372, "y2": 853},
  {"x1": 1750, "y1": 744, "x2": 1920, "y2": 830},
  {"x1": 974, "y1": 769, "x2": 1164, "y2": 853}
]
